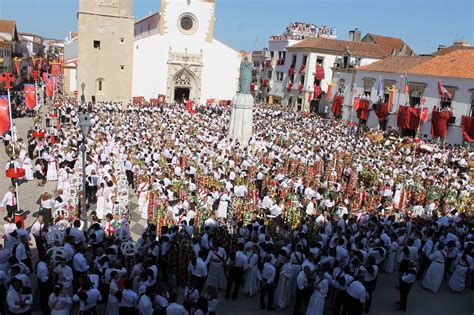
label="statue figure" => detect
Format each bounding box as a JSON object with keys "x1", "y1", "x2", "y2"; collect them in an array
[{"x1": 238, "y1": 57, "x2": 252, "y2": 94}]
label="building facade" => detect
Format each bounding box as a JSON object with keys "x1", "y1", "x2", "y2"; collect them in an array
[
  {"x1": 265, "y1": 29, "x2": 414, "y2": 112},
  {"x1": 77, "y1": 0, "x2": 134, "y2": 104},
  {"x1": 132, "y1": 0, "x2": 241, "y2": 104},
  {"x1": 0, "y1": 20, "x2": 20, "y2": 75},
  {"x1": 332, "y1": 42, "x2": 474, "y2": 145}
]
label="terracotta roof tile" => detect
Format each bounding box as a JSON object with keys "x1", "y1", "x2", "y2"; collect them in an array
[
  {"x1": 288, "y1": 37, "x2": 388, "y2": 59},
  {"x1": 358, "y1": 47, "x2": 474, "y2": 79},
  {"x1": 0, "y1": 20, "x2": 16, "y2": 35},
  {"x1": 364, "y1": 33, "x2": 414, "y2": 56},
  {"x1": 432, "y1": 44, "x2": 474, "y2": 56}
]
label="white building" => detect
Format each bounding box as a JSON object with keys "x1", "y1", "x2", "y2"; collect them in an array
[
  {"x1": 332, "y1": 42, "x2": 474, "y2": 145},
  {"x1": 266, "y1": 29, "x2": 414, "y2": 112},
  {"x1": 63, "y1": 32, "x2": 77, "y2": 95},
  {"x1": 132, "y1": 0, "x2": 241, "y2": 104}
]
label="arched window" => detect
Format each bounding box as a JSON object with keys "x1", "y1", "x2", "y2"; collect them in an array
[{"x1": 96, "y1": 78, "x2": 104, "y2": 94}]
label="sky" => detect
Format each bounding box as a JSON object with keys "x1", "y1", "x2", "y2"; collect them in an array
[{"x1": 0, "y1": 0, "x2": 472, "y2": 54}]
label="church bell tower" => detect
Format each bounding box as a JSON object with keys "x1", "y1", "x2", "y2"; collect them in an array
[{"x1": 77, "y1": 0, "x2": 134, "y2": 105}]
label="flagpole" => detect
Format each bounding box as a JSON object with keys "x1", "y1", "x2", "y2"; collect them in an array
[{"x1": 7, "y1": 87, "x2": 21, "y2": 213}]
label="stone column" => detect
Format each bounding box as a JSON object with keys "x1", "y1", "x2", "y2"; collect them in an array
[{"x1": 228, "y1": 93, "x2": 254, "y2": 146}]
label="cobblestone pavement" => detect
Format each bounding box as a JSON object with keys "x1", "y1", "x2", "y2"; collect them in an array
[{"x1": 1, "y1": 117, "x2": 473, "y2": 315}]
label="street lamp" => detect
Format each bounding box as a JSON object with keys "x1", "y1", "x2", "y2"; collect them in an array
[
  {"x1": 80, "y1": 82, "x2": 86, "y2": 108},
  {"x1": 79, "y1": 112, "x2": 92, "y2": 229}
]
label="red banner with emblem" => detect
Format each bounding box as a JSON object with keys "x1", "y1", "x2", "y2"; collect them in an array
[
  {"x1": 0, "y1": 96, "x2": 10, "y2": 136},
  {"x1": 461, "y1": 116, "x2": 474, "y2": 142},
  {"x1": 397, "y1": 105, "x2": 421, "y2": 130},
  {"x1": 431, "y1": 110, "x2": 451, "y2": 138},
  {"x1": 332, "y1": 95, "x2": 344, "y2": 116},
  {"x1": 24, "y1": 84, "x2": 36, "y2": 109}
]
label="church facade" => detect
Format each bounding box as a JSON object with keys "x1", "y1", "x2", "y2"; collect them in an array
[{"x1": 132, "y1": 0, "x2": 241, "y2": 103}]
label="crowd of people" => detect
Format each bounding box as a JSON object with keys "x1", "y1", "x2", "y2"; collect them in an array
[
  {"x1": 270, "y1": 22, "x2": 336, "y2": 41},
  {"x1": 0, "y1": 96, "x2": 473, "y2": 315}
]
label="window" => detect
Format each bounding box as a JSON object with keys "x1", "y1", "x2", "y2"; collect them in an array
[
  {"x1": 470, "y1": 98, "x2": 474, "y2": 117},
  {"x1": 338, "y1": 79, "x2": 346, "y2": 93},
  {"x1": 303, "y1": 55, "x2": 308, "y2": 65},
  {"x1": 267, "y1": 70, "x2": 272, "y2": 79},
  {"x1": 292, "y1": 55, "x2": 297, "y2": 66},
  {"x1": 282, "y1": 51, "x2": 286, "y2": 61},
  {"x1": 440, "y1": 96, "x2": 452, "y2": 109},
  {"x1": 96, "y1": 78, "x2": 104, "y2": 93},
  {"x1": 93, "y1": 40, "x2": 101, "y2": 49},
  {"x1": 120, "y1": 38, "x2": 124, "y2": 43},
  {"x1": 120, "y1": 65, "x2": 125, "y2": 70},
  {"x1": 98, "y1": 80, "x2": 103, "y2": 91},
  {"x1": 270, "y1": 51, "x2": 274, "y2": 58},
  {"x1": 276, "y1": 72, "x2": 284, "y2": 81},
  {"x1": 316, "y1": 56, "x2": 324, "y2": 65},
  {"x1": 409, "y1": 90, "x2": 422, "y2": 106},
  {"x1": 362, "y1": 78, "x2": 375, "y2": 97}
]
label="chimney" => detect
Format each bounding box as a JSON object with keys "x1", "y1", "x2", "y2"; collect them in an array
[
  {"x1": 453, "y1": 40, "x2": 470, "y2": 47},
  {"x1": 348, "y1": 28, "x2": 361, "y2": 42}
]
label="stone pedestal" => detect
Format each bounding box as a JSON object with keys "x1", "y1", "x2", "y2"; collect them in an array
[{"x1": 228, "y1": 93, "x2": 254, "y2": 145}]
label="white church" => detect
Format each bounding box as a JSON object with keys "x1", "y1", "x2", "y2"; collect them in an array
[{"x1": 132, "y1": 0, "x2": 241, "y2": 103}]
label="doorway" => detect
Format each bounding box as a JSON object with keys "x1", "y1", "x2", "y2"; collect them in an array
[{"x1": 174, "y1": 87, "x2": 190, "y2": 103}]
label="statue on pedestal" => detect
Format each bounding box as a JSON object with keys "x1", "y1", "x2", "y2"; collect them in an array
[{"x1": 238, "y1": 57, "x2": 252, "y2": 95}]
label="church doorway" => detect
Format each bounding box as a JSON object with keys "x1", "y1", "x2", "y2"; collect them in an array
[{"x1": 174, "y1": 87, "x2": 190, "y2": 102}]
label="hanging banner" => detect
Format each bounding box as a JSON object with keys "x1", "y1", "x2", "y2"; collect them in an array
[
  {"x1": 353, "y1": 97, "x2": 360, "y2": 110},
  {"x1": 326, "y1": 84, "x2": 332, "y2": 101},
  {"x1": 0, "y1": 96, "x2": 10, "y2": 136},
  {"x1": 46, "y1": 78, "x2": 54, "y2": 97},
  {"x1": 461, "y1": 116, "x2": 474, "y2": 143},
  {"x1": 14, "y1": 58, "x2": 21, "y2": 75},
  {"x1": 431, "y1": 110, "x2": 451, "y2": 138},
  {"x1": 331, "y1": 95, "x2": 344, "y2": 116},
  {"x1": 420, "y1": 108, "x2": 429, "y2": 122},
  {"x1": 24, "y1": 84, "x2": 36, "y2": 109}
]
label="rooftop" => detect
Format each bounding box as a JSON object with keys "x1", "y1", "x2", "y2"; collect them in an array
[
  {"x1": 288, "y1": 37, "x2": 388, "y2": 59},
  {"x1": 358, "y1": 45, "x2": 474, "y2": 79},
  {"x1": 0, "y1": 20, "x2": 16, "y2": 35},
  {"x1": 362, "y1": 33, "x2": 414, "y2": 56}
]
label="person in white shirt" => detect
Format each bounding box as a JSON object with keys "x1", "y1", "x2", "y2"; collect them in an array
[
  {"x1": 1, "y1": 186, "x2": 18, "y2": 218},
  {"x1": 72, "y1": 281, "x2": 102, "y2": 313},
  {"x1": 259, "y1": 255, "x2": 276, "y2": 311},
  {"x1": 36, "y1": 260, "x2": 50, "y2": 314},
  {"x1": 138, "y1": 286, "x2": 154, "y2": 315},
  {"x1": 72, "y1": 246, "x2": 89, "y2": 275},
  {"x1": 118, "y1": 280, "x2": 138, "y2": 313},
  {"x1": 345, "y1": 274, "x2": 367, "y2": 315},
  {"x1": 188, "y1": 250, "x2": 208, "y2": 293},
  {"x1": 48, "y1": 284, "x2": 72, "y2": 315},
  {"x1": 166, "y1": 291, "x2": 189, "y2": 315},
  {"x1": 7, "y1": 278, "x2": 33, "y2": 315},
  {"x1": 225, "y1": 243, "x2": 247, "y2": 300}
]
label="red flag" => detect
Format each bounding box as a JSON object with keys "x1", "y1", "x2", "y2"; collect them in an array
[
  {"x1": 388, "y1": 91, "x2": 394, "y2": 111},
  {"x1": 24, "y1": 84, "x2": 36, "y2": 109},
  {"x1": 46, "y1": 78, "x2": 54, "y2": 97},
  {"x1": 0, "y1": 96, "x2": 10, "y2": 136},
  {"x1": 52, "y1": 64, "x2": 59, "y2": 76},
  {"x1": 438, "y1": 81, "x2": 452, "y2": 99},
  {"x1": 14, "y1": 59, "x2": 20, "y2": 75},
  {"x1": 353, "y1": 97, "x2": 360, "y2": 110},
  {"x1": 326, "y1": 84, "x2": 332, "y2": 101},
  {"x1": 420, "y1": 108, "x2": 429, "y2": 122}
]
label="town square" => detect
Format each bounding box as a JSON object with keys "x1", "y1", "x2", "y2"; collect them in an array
[{"x1": 0, "y1": 0, "x2": 473, "y2": 314}]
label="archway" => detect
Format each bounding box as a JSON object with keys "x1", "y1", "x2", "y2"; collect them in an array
[{"x1": 171, "y1": 70, "x2": 196, "y2": 103}]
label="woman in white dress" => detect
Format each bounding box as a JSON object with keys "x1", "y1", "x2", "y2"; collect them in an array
[
  {"x1": 243, "y1": 245, "x2": 259, "y2": 296},
  {"x1": 21, "y1": 156, "x2": 34, "y2": 181},
  {"x1": 306, "y1": 270, "x2": 329, "y2": 315},
  {"x1": 56, "y1": 167, "x2": 68, "y2": 191},
  {"x1": 422, "y1": 243, "x2": 446, "y2": 293},
  {"x1": 206, "y1": 244, "x2": 227, "y2": 290},
  {"x1": 48, "y1": 284, "x2": 72, "y2": 315},
  {"x1": 47, "y1": 154, "x2": 58, "y2": 181},
  {"x1": 448, "y1": 250, "x2": 472, "y2": 293},
  {"x1": 137, "y1": 181, "x2": 150, "y2": 220},
  {"x1": 96, "y1": 183, "x2": 107, "y2": 219},
  {"x1": 384, "y1": 240, "x2": 399, "y2": 274},
  {"x1": 105, "y1": 271, "x2": 120, "y2": 315},
  {"x1": 274, "y1": 255, "x2": 291, "y2": 310}
]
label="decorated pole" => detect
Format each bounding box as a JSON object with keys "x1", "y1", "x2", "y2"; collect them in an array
[{"x1": 1, "y1": 72, "x2": 23, "y2": 213}]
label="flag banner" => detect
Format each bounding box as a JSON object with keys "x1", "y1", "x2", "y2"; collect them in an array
[
  {"x1": 52, "y1": 64, "x2": 59, "y2": 76},
  {"x1": 315, "y1": 64, "x2": 325, "y2": 80},
  {"x1": 326, "y1": 84, "x2": 332, "y2": 101},
  {"x1": 403, "y1": 76, "x2": 409, "y2": 94},
  {"x1": 461, "y1": 116, "x2": 474, "y2": 143},
  {"x1": 377, "y1": 75, "x2": 382, "y2": 97},
  {"x1": 438, "y1": 81, "x2": 453, "y2": 99},
  {"x1": 388, "y1": 91, "x2": 394, "y2": 110},
  {"x1": 46, "y1": 78, "x2": 54, "y2": 97},
  {"x1": 14, "y1": 59, "x2": 20, "y2": 75},
  {"x1": 314, "y1": 85, "x2": 322, "y2": 99},
  {"x1": 420, "y1": 108, "x2": 429, "y2": 122},
  {"x1": 397, "y1": 105, "x2": 421, "y2": 130},
  {"x1": 331, "y1": 95, "x2": 344, "y2": 116},
  {"x1": 24, "y1": 84, "x2": 36, "y2": 109},
  {"x1": 357, "y1": 99, "x2": 370, "y2": 120},
  {"x1": 431, "y1": 110, "x2": 451, "y2": 138},
  {"x1": 375, "y1": 103, "x2": 390, "y2": 122},
  {"x1": 0, "y1": 96, "x2": 10, "y2": 136},
  {"x1": 353, "y1": 97, "x2": 360, "y2": 110}
]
